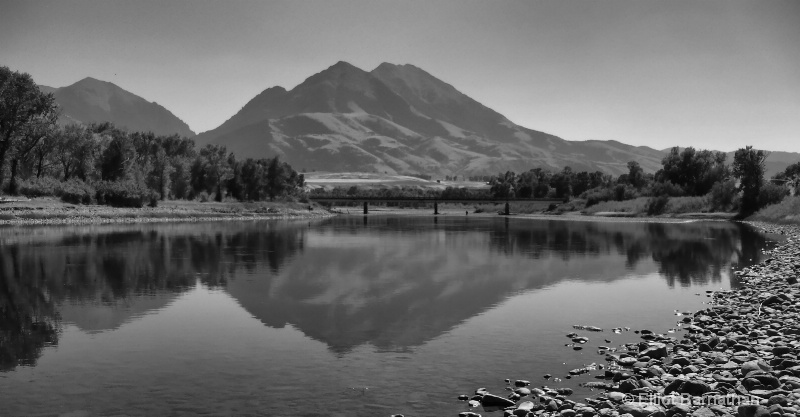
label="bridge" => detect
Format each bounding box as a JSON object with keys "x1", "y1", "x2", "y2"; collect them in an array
[{"x1": 307, "y1": 196, "x2": 563, "y2": 215}]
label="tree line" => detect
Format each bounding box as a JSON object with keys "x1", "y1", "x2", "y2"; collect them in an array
[
  {"x1": 486, "y1": 146, "x2": 797, "y2": 216},
  {"x1": 0, "y1": 66, "x2": 305, "y2": 206}
]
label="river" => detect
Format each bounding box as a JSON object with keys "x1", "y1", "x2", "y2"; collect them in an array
[{"x1": 0, "y1": 216, "x2": 779, "y2": 416}]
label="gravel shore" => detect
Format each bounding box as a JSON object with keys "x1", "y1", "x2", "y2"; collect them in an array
[{"x1": 446, "y1": 222, "x2": 800, "y2": 417}]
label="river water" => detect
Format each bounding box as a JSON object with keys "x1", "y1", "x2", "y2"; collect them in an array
[{"x1": 0, "y1": 216, "x2": 778, "y2": 416}]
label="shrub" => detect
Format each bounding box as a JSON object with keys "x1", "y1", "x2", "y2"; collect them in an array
[
  {"x1": 197, "y1": 191, "x2": 210, "y2": 203},
  {"x1": 709, "y1": 179, "x2": 738, "y2": 212},
  {"x1": 18, "y1": 177, "x2": 61, "y2": 197},
  {"x1": 614, "y1": 184, "x2": 637, "y2": 201},
  {"x1": 666, "y1": 196, "x2": 711, "y2": 214},
  {"x1": 584, "y1": 187, "x2": 615, "y2": 207},
  {"x1": 646, "y1": 195, "x2": 669, "y2": 215},
  {"x1": 758, "y1": 182, "x2": 789, "y2": 209},
  {"x1": 95, "y1": 180, "x2": 152, "y2": 208},
  {"x1": 649, "y1": 181, "x2": 685, "y2": 197},
  {"x1": 59, "y1": 179, "x2": 95, "y2": 205}
]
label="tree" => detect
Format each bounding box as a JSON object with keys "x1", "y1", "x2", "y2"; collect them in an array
[
  {"x1": 732, "y1": 146, "x2": 768, "y2": 215},
  {"x1": 55, "y1": 124, "x2": 98, "y2": 181},
  {"x1": 199, "y1": 144, "x2": 232, "y2": 201},
  {"x1": 627, "y1": 161, "x2": 645, "y2": 189},
  {"x1": 7, "y1": 107, "x2": 58, "y2": 193},
  {"x1": 490, "y1": 171, "x2": 516, "y2": 199},
  {"x1": 0, "y1": 67, "x2": 57, "y2": 192},
  {"x1": 659, "y1": 147, "x2": 729, "y2": 195}
]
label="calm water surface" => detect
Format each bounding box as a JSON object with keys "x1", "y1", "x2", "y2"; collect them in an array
[{"x1": 0, "y1": 216, "x2": 779, "y2": 416}]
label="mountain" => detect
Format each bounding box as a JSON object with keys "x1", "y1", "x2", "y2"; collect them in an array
[
  {"x1": 196, "y1": 62, "x2": 665, "y2": 176},
  {"x1": 41, "y1": 77, "x2": 195, "y2": 137}
]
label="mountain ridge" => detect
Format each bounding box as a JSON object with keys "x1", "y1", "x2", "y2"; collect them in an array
[
  {"x1": 40, "y1": 77, "x2": 196, "y2": 137},
  {"x1": 195, "y1": 61, "x2": 669, "y2": 176}
]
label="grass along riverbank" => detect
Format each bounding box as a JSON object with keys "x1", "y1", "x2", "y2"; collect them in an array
[
  {"x1": 0, "y1": 197, "x2": 331, "y2": 225},
  {"x1": 447, "y1": 222, "x2": 800, "y2": 417}
]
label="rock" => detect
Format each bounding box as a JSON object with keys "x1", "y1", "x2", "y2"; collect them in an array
[
  {"x1": 741, "y1": 360, "x2": 771, "y2": 374},
  {"x1": 458, "y1": 395, "x2": 469, "y2": 401},
  {"x1": 618, "y1": 402, "x2": 664, "y2": 417},
  {"x1": 619, "y1": 378, "x2": 640, "y2": 393},
  {"x1": 515, "y1": 380, "x2": 530, "y2": 387},
  {"x1": 735, "y1": 404, "x2": 770, "y2": 417},
  {"x1": 663, "y1": 379, "x2": 684, "y2": 395},
  {"x1": 640, "y1": 343, "x2": 668, "y2": 360},
  {"x1": 517, "y1": 401, "x2": 534, "y2": 410},
  {"x1": 480, "y1": 393, "x2": 516, "y2": 409},
  {"x1": 772, "y1": 346, "x2": 793, "y2": 355},
  {"x1": 691, "y1": 408, "x2": 715, "y2": 417},
  {"x1": 459, "y1": 413, "x2": 482, "y2": 417},
  {"x1": 514, "y1": 387, "x2": 531, "y2": 397},
  {"x1": 666, "y1": 403, "x2": 692, "y2": 416},
  {"x1": 607, "y1": 392, "x2": 627, "y2": 402},
  {"x1": 560, "y1": 410, "x2": 577, "y2": 417},
  {"x1": 679, "y1": 380, "x2": 711, "y2": 396},
  {"x1": 766, "y1": 394, "x2": 788, "y2": 406}
]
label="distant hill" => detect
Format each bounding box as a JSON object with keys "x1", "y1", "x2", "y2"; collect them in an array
[
  {"x1": 40, "y1": 77, "x2": 195, "y2": 137},
  {"x1": 196, "y1": 61, "x2": 665, "y2": 176}
]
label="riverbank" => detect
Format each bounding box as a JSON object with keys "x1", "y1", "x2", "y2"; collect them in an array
[
  {"x1": 450, "y1": 221, "x2": 800, "y2": 417},
  {"x1": 0, "y1": 197, "x2": 333, "y2": 225}
]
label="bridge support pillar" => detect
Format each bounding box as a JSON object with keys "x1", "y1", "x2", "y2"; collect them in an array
[
  {"x1": 363, "y1": 201, "x2": 368, "y2": 215},
  {"x1": 504, "y1": 202, "x2": 510, "y2": 216},
  {"x1": 434, "y1": 201, "x2": 439, "y2": 215}
]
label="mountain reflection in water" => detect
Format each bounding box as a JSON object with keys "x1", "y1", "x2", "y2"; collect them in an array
[{"x1": 0, "y1": 217, "x2": 769, "y2": 370}]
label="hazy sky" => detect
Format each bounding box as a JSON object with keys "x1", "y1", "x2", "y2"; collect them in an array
[{"x1": 3, "y1": 0, "x2": 799, "y2": 152}]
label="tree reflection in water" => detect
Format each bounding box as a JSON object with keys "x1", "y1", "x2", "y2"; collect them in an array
[{"x1": 0, "y1": 217, "x2": 772, "y2": 367}]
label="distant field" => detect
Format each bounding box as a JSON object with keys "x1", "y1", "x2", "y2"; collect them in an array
[{"x1": 303, "y1": 172, "x2": 489, "y2": 190}]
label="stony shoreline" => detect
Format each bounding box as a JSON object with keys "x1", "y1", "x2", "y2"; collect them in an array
[{"x1": 444, "y1": 222, "x2": 800, "y2": 417}]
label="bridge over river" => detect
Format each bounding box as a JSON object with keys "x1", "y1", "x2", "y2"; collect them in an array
[{"x1": 307, "y1": 196, "x2": 563, "y2": 214}]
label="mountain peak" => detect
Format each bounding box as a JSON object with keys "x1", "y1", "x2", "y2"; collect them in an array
[{"x1": 52, "y1": 77, "x2": 195, "y2": 137}]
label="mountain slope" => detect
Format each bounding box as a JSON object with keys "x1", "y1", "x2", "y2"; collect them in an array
[
  {"x1": 196, "y1": 62, "x2": 665, "y2": 176},
  {"x1": 43, "y1": 78, "x2": 195, "y2": 137}
]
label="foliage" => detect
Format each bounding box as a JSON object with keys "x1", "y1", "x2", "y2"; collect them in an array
[
  {"x1": 95, "y1": 179, "x2": 155, "y2": 208},
  {"x1": 59, "y1": 179, "x2": 95, "y2": 205},
  {"x1": 665, "y1": 196, "x2": 710, "y2": 214},
  {"x1": 647, "y1": 180, "x2": 685, "y2": 198},
  {"x1": 758, "y1": 182, "x2": 788, "y2": 209},
  {"x1": 772, "y1": 161, "x2": 800, "y2": 195},
  {"x1": 708, "y1": 179, "x2": 738, "y2": 212},
  {"x1": 748, "y1": 196, "x2": 800, "y2": 225},
  {"x1": 646, "y1": 195, "x2": 669, "y2": 215},
  {"x1": 489, "y1": 171, "x2": 516, "y2": 198},
  {"x1": 0, "y1": 67, "x2": 58, "y2": 192},
  {"x1": 658, "y1": 147, "x2": 728, "y2": 195},
  {"x1": 732, "y1": 146, "x2": 768, "y2": 215},
  {"x1": 18, "y1": 176, "x2": 61, "y2": 197}
]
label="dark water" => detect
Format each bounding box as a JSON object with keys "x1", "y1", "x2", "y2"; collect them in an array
[{"x1": 0, "y1": 216, "x2": 778, "y2": 416}]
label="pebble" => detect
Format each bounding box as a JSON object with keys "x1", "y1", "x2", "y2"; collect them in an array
[{"x1": 435, "y1": 222, "x2": 800, "y2": 417}]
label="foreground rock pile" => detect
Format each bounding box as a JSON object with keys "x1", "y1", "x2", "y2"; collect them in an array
[{"x1": 451, "y1": 223, "x2": 800, "y2": 417}]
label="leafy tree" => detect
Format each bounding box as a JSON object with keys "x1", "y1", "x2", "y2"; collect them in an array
[
  {"x1": 0, "y1": 67, "x2": 57, "y2": 191},
  {"x1": 100, "y1": 130, "x2": 137, "y2": 181},
  {"x1": 54, "y1": 124, "x2": 98, "y2": 181},
  {"x1": 490, "y1": 171, "x2": 516, "y2": 198},
  {"x1": 550, "y1": 166, "x2": 574, "y2": 200},
  {"x1": 732, "y1": 146, "x2": 768, "y2": 215},
  {"x1": 199, "y1": 144, "x2": 232, "y2": 201},
  {"x1": 660, "y1": 147, "x2": 728, "y2": 195},
  {"x1": 7, "y1": 107, "x2": 58, "y2": 194},
  {"x1": 627, "y1": 161, "x2": 645, "y2": 189},
  {"x1": 773, "y1": 161, "x2": 800, "y2": 195}
]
